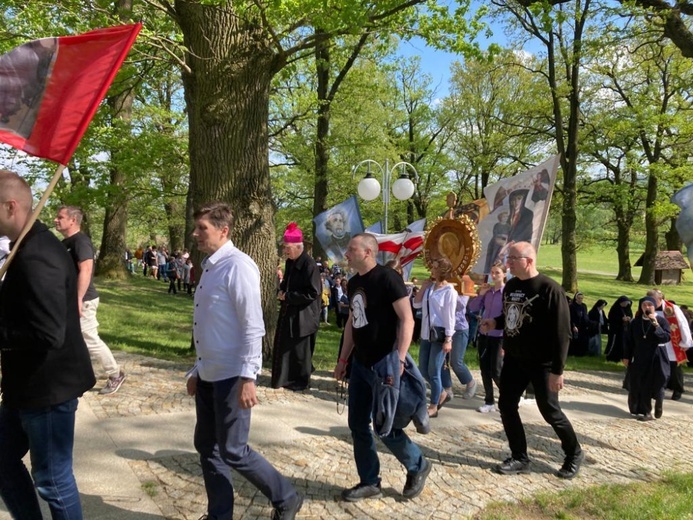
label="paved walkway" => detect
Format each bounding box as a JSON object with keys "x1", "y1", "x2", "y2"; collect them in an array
[{"x1": 2, "y1": 351, "x2": 691, "y2": 519}]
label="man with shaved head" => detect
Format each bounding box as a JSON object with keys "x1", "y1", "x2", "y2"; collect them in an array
[
  {"x1": 334, "y1": 233, "x2": 432, "y2": 503},
  {"x1": 0, "y1": 170, "x2": 95, "y2": 518},
  {"x1": 480, "y1": 241, "x2": 583, "y2": 480}
]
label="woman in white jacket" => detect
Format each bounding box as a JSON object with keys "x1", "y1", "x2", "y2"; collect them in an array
[{"x1": 413, "y1": 257, "x2": 457, "y2": 418}]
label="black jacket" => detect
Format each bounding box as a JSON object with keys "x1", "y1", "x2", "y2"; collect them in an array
[
  {"x1": 278, "y1": 251, "x2": 321, "y2": 338},
  {"x1": 0, "y1": 221, "x2": 95, "y2": 408}
]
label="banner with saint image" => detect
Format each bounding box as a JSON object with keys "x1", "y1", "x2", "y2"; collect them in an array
[
  {"x1": 313, "y1": 196, "x2": 365, "y2": 265},
  {"x1": 472, "y1": 154, "x2": 560, "y2": 275}
]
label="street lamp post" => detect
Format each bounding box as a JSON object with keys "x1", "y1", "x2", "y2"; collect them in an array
[{"x1": 352, "y1": 159, "x2": 418, "y2": 233}]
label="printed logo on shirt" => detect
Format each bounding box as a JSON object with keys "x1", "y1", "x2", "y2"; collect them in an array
[
  {"x1": 351, "y1": 289, "x2": 368, "y2": 329},
  {"x1": 504, "y1": 290, "x2": 539, "y2": 337}
]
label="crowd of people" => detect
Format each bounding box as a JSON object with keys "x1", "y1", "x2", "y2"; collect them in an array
[
  {"x1": 125, "y1": 245, "x2": 196, "y2": 295},
  {"x1": 1, "y1": 170, "x2": 690, "y2": 519}
]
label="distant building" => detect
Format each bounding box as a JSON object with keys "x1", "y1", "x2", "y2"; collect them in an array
[{"x1": 635, "y1": 251, "x2": 689, "y2": 285}]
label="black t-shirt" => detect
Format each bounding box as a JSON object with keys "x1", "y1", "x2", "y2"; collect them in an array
[
  {"x1": 499, "y1": 273, "x2": 571, "y2": 374},
  {"x1": 348, "y1": 264, "x2": 408, "y2": 368},
  {"x1": 62, "y1": 232, "x2": 98, "y2": 302}
]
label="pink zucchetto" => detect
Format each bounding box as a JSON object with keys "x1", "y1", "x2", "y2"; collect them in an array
[{"x1": 283, "y1": 222, "x2": 303, "y2": 243}]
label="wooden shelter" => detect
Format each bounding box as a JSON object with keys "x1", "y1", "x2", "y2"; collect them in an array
[{"x1": 634, "y1": 251, "x2": 690, "y2": 285}]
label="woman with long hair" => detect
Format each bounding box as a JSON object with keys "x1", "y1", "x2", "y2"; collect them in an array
[{"x1": 413, "y1": 257, "x2": 457, "y2": 418}]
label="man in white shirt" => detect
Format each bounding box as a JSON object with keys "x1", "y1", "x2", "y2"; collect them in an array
[{"x1": 186, "y1": 202, "x2": 302, "y2": 520}]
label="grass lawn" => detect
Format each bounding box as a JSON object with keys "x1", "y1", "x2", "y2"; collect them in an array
[
  {"x1": 98, "y1": 244, "x2": 693, "y2": 375},
  {"x1": 477, "y1": 472, "x2": 693, "y2": 520},
  {"x1": 97, "y1": 275, "x2": 196, "y2": 362}
]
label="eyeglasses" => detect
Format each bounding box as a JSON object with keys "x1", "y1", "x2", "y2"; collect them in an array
[{"x1": 505, "y1": 255, "x2": 528, "y2": 262}]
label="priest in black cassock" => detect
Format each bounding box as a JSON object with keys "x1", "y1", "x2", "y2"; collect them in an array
[{"x1": 271, "y1": 222, "x2": 321, "y2": 391}]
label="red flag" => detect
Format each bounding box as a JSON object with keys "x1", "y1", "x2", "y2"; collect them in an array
[{"x1": 0, "y1": 23, "x2": 141, "y2": 165}]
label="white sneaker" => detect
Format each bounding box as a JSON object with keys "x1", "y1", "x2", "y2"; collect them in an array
[{"x1": 477, "y1": 403, "x2": 496, "y2": 413}]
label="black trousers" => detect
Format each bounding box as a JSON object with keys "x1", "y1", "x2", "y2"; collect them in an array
[
  {"x1": 478, "y1": 335, "x2": 503, "y2": 405},
  {"x1": 498, "y1": 355, "x2": 581, "y2": 461},
  {"x1": 666, "y1": 361, "x2": 685, "y2": 394}
]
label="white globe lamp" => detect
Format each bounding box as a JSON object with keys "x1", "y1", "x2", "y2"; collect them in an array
[
  {"x1": 392, "y1": 175, "x2": 415, "y2": 200},
  {"x1": 358, "y1": 175, "x2": 381, "y2": 201}
]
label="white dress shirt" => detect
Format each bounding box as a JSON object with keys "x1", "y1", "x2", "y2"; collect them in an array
[{"x1": 190, "y1": 240, "x2": 264, "y2": 381}]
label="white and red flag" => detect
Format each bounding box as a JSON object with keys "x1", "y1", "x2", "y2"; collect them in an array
[
  {"x1": 0, "y1": 23, "x2": 141, "y2": 165},
  {"x1": 372, "y1": 218, "x2": 427, "y2": 274}
]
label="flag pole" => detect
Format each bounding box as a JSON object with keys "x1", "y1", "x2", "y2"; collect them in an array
[{"x1": 0, "y1": 163, "x2": 66, "y2": 279}]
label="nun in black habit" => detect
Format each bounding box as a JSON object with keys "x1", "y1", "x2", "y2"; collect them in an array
[
  {"x1": 623, "y1": 296, "x2": 671, "y2": 421},
  {"x1": 605, "y1": 296, "x2": 633, "y2": 362}
]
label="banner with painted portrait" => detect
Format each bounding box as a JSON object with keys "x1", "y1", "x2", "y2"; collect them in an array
[
  {"x1": 313, "y1": 196, "x2": 365, "y2": 265},
  {"x1": 472, "y1": 155, "x2": 560, "y2": 275}
]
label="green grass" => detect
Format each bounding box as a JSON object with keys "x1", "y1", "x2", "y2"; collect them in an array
[
  {"x1": 477, "y1": 472, "x2": 693, "y2": 520},
  {"x1": 97, "y1": 244, "x2": 693, "y2": 376},
  {"x1": 97, "y1": 275, "x2": 195, "y2": 362}
]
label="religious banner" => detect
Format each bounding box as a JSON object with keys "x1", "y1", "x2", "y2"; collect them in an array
[
  {"x1": 472, "y1": 154, "x2": 560, "y2": 275},
  {"x1": 672, "y1": 183, "x2": 693, "y2": 267},
  {"x1": 313, "y1": 196, "x2": 365, "y2": 265},
  {"x1": 0, "y1": 23, "x2": 142, "y2": 165}
]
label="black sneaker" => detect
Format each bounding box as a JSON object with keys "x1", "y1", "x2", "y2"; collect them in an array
[
  {"x1": 556, "y1": 451, "x2": 584, "y2": 479},
  {"x1": 654, "y1": 399, "x2": 663, "y2": 419},
  {"x1": 638, "y1": 413, "x2": 655, "y2": 422},
  {"x1": 341, "y1": 483, "x2": 382, "y2": 502},
  {"x1": 272, "y1": 493, "x2": 303, "y2": 520},
  {"x1": 402, "y1": 458, "x2": 432, "y2": 499},
  {"x1": 495, "y1": 457, "x2": 531, "y2": 475},
  {"x1": 672, "y1": 391, "x2": 682, "y2": 401}
]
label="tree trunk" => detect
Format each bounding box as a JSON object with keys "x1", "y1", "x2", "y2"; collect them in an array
[
  {"x1": 184, "y1": 182, "x2": 195, "y2": 252},
  {"x1": 96, "y1": 0, "x2": 133, "y2": 280},
  {"x1": 311, "y1": 30, "x2": 330, "y2": 259},
  {"x1": 164, "y1": 195, "x2": 185, "y2": 252},
  {"x1": 96, "y1": 94, "x2": 132, "y2": 279},
  {"x1": 638, "y1": 173, "x2": 659, "y2": 285},
  {"x1": 176, "y1": 1, "x2": 280, "y2": 357},
  {"x1": 664, "y1": 216, "x2": 681, "y2": 251},
  {"x1": 615, "y1": 212, "x2": 633, "y2": 281}
]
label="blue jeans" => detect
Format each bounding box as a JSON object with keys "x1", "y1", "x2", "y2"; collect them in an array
[
  {"x1": 442, "y1": 329, "x2": 473, "y2": 389},
  {"x1": 0, "y1": 399, "x2": 82, "y2": 520},
  {"x1": 348, "y1": 359, "x2": 424, "y2": 486},
  {"x1": 194, "y1": 377, "x2": 296, "y2": 519},
  {"x1": 418, "y1": 339, "x2": 446, "y2": 405}
]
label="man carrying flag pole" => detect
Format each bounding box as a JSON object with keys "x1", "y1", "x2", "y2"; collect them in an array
[{"x1": 0, "y1": 24, "x2": 141, "y2": 517}]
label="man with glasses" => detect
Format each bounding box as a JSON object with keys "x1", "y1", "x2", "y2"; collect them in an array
[{"x1": 480, "y1": 241, "x2": 583, "y2": 479}]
